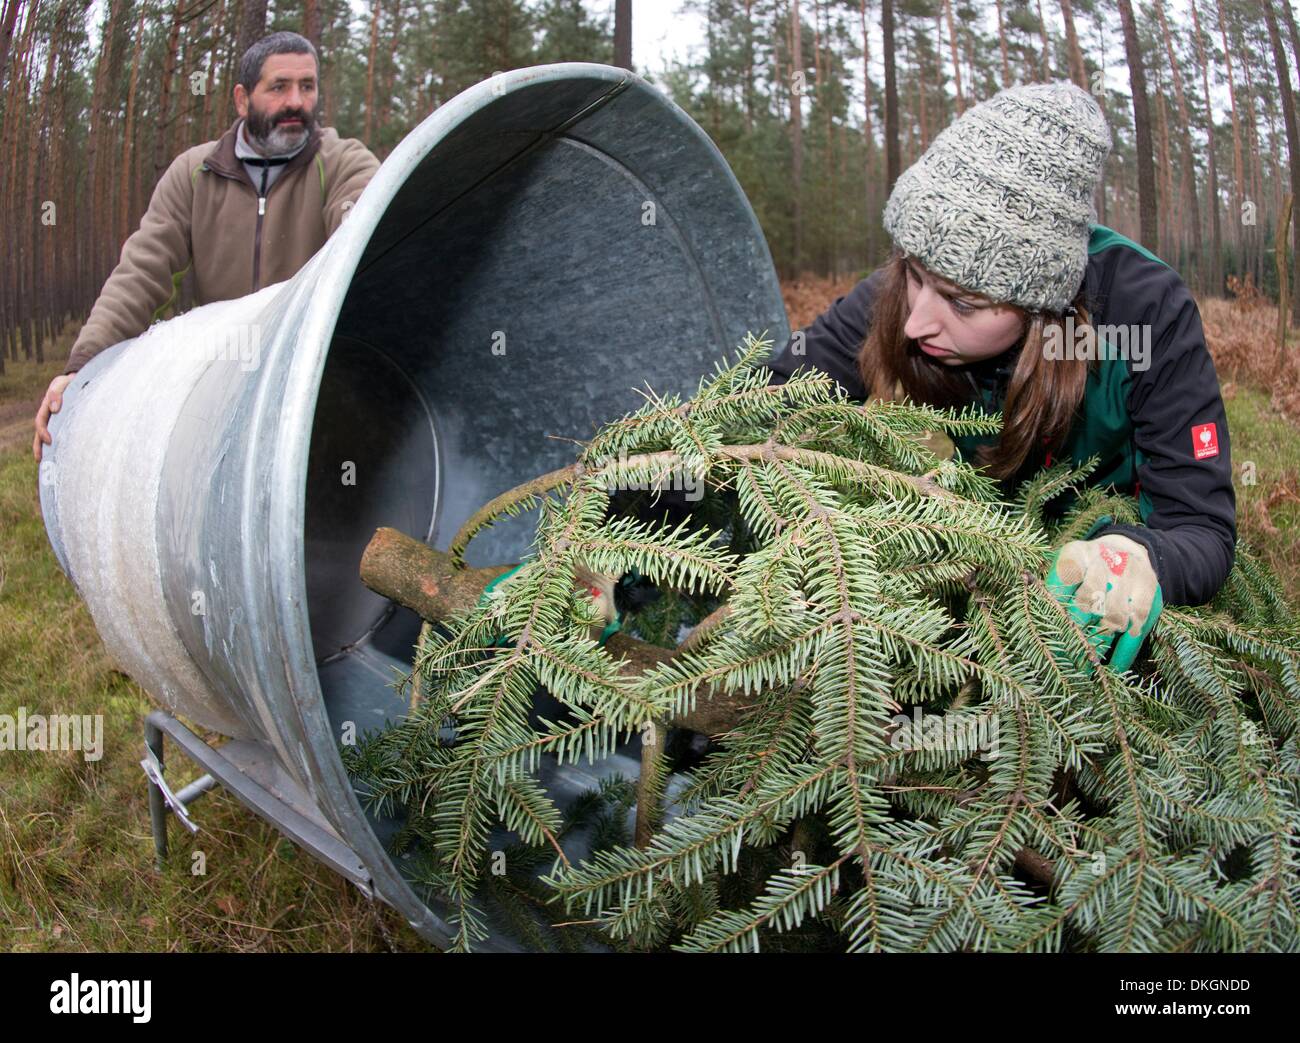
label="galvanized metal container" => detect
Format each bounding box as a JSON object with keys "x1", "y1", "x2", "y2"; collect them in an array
[{"x1": 40, "y1": 62, "x2": 789, "y2": 947}]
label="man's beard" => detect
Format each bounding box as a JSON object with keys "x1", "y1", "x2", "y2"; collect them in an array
[{"x1": 244, "y1": 100, "x2": 319, "y2": 156}]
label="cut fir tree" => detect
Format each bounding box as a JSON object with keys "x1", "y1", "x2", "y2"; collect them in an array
[{"x1": 344, "y1": 334, "x2": 1300, "y2": 953}]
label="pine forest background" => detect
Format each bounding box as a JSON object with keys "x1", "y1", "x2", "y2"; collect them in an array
[{"x1": 4, "y1": 0, "x2": 1300, "y2": 375}]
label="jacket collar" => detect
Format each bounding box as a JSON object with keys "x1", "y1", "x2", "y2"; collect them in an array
[
  {"x1": 204, "y1": 118, "x2": 322, "y2": 191},
  {"x1": 966, "y1": 342, "x2": 1023, "y2": 389}
]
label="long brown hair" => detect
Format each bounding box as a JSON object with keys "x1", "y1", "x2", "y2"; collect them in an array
[{"x1": 859, "y1": 253, "x2": 1093, "y2": 480}]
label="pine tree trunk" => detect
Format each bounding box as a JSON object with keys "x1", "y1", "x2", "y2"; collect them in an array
[
  {"x1": 237, "y1": 0, "x2": 266, "y2": 60},
  {"x1": 1059, "y1": 0, "x2": 1087, "y2": 88},
  {"x1": 964, "y1": 16, "x2": 977, "y2": 104},
  {"x1": 120, "y1": 8, "x2": 146, "y2": 251},
  {"x1": 322, "y1": 0, "x2": 340, "y2": 118},
  {"x1": 1262, "y1": 67, "x2": 1284, "y2": 225},
  {"x1": 1236, "y1": 25, "x2": 1266, "y2": 289},
  {"x1": 81, "y1": 0, "x2": 118, "y2": 326},
  {"x1": 1035, "y1": 0, "x2": 1052, "y2": 81},
  {"x1": 99, "y1": 1, "x2": 129, "y2": 295},
  {"x1": 1190, "y1": 0, "x2": 1223, "y2": 293},
  {"x1": 154, "y1": 0, "x2": 186, "y2": 196},
  {"x1": 708, "y1": 0, "x2": 720, "y2": 136},
  {"x1": 1093, "y1": 12, "x2": 1108, "y2": 226},
  {"x1": 201, "y1": 0, "x2": 226, "y2": 142},
  {"x1": 1155, "y1": 0, "x2": 1204, "y2": 292},
  {"x1": 216, "y1": 0, "x2": 240, "y2": 134},
  {"x1": 902, "y1": 33, "x2": 914, "y2": 168},
  {"x1": 56, "y1": 3, "x2": 77, "y2": 334},
  {"x1": 7, "y1": 0, "x2": 37, "y2": 359},
  {"x1": 791, "y1": 0, "x2": 804, "y2": 275},
  {"x1": 22, "y1": 0, "x2": 53, "y2": 360},
  {"x1": 994, "y1": 0, "x2": 1011, "y2": 88},
  {"x1": 377, "y1": 0, "x2": 403, "y2": 151},
  {"x1": 769, "y1": 13, "x2": 781, "y2": 163},
  {"x1": 47, "y1": 12, "x2": 70, "y2": 339},
  {"x1": 1266, "y1": 0, "x2": 1300, "y2": 323},
  {"x1": 0, "y1": 0, "x2": 20, "y2": 365},
  {"x1": 0, "y1": 0, "x2": 21, "y2": 101},
  {"x1": 364, "y1": 0, "x2": 381, "y2": 146},
  {"x1": 743, "y1": 0, "x2": 755, "y2": 132},
  {"x1": 1215, "y1": 0, "x2": 1247, "y2": 267},
  {"x1": 861, "y1": 0, "x2": 877, "y2": 264},
  {"x1": 813, "y1": 0, "x2": 824, "y2": 149},
  {"x1": 1, "y1": 0, "x2": 37, "y2": 361},
  {"x1": 614, "y1": 0, "x2": 631, "y2": 70},
  {"x1": 1283, "y1": 0, "x2": 1300, "y2": 79},
  {"x1": 1118, "y1": 0, "x2": 1158, "y2": 251},
  {"x1": 942, "y1": 0, "x2": 964, "y2": 113},
  {"x1": 1278, "y1": 192, "x2": 1293, "y2": 361},
  {"x1": 818, "y1": 0, "x2": 837, "y2": 278},
  {"x1": 178, "y1": 0, "x2": 202, "y2": 154},
  {"x1": 882, "y1": 0, "x2": 900, "y2": 193},
  {"x1": 303, "y1": 0, "x2": 322, "y2": 48},
  {"x1": 915, "y1": 24, "x2": 929, "y2": 150},
  {"x1": 1154, "y1": 60, "x2": 1174, "y2": 261}
]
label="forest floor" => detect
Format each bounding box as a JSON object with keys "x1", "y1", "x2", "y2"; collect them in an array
[
  {"x1": 0, "y1": 356, "x2": 68, "y2": 455},
  {"x1": 1, "y1": 294, "x2": 1298, "y2": 952}
]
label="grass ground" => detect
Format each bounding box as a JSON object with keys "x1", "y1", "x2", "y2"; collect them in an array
[
  {"x1": 1217, "y1": 382, "x2": 1300, "y2": 586},
  {"x1": 0, "y1": 355, "x2": 67, "y2": 457},
  {"x1": 1, "y1": 307, "x2": 1296, "y2": 953}
]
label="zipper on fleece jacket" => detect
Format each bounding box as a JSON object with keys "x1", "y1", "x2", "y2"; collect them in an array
[
  {"x1": 200, "y1": 159, "x2": 292, "y2": 293},
  {"x1": 253, "y1": 164, "x2": 268, "y2": 292},
  {"x1": 248, "y1": 154, "x2": 298, "y2": 289}
]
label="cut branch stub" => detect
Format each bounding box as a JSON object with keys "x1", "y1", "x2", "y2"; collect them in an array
[{"x1": 358, "y1": 527, "x2": 751, "y2": 736}]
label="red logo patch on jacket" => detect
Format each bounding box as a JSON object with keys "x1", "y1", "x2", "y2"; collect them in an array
[{"x1": 1191, "y1": 422, "x2": 1219, "y2": 460}]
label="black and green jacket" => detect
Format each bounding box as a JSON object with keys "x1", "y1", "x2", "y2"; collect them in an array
[{"x1": 764, "y1": 225, "x2": 1237, "y2": 608}]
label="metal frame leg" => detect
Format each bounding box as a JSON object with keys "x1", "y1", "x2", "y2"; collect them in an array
[
  {"x1": 139, "y1": 709, "x2": 374, "y2": 894},
  {"x1": 144, "y1": 716, "x2": 168, "y2": 871}
]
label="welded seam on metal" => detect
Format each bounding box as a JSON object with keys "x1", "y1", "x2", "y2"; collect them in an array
[
  {"x1": 312, "y1": 332, "x2": 441, "y2": 666},
  {"x1": 353, "y1": 77, "x2": 632, "y2": 280},
  {"x1": 326, "y1": 644, "x2": 415, "y2": 685},
  {"x1": 317, "y1": 603, "x2": 398, "y2": 667},
  {"x1": 552, "y1": 134, "x2": 729, "y2": 356}
]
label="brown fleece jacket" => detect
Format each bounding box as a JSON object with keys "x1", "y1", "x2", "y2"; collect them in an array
[{"x1": 64, "y1": 119, "x2": 379, "y2": 374}]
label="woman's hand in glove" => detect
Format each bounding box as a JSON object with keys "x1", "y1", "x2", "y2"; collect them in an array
[
  {"x1": 573, "y1": 561, "x2": 620, "y2": 642},
  {"x1": 481, "y1": 560, "x2": 622, "y2": 645},
  {"x1": 1046, "y1": 533, "x2": 1164, "y2": 671}
]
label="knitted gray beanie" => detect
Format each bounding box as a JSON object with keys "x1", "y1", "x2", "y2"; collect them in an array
[{"x1": 882, "y1": 81, "x2": 1112, "y2": 313}]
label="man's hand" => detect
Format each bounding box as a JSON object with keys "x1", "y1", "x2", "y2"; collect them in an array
[{"x1": 33, "y1": 374, "x2": 74, "y2": 462}]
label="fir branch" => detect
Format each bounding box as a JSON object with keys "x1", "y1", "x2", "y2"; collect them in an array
[
  {"x1": 673, "y1": 857, "x2": 849, "y2": 953},
  {"x1": 344, "y1": 340, "x2": 1300, "y2": 953}
]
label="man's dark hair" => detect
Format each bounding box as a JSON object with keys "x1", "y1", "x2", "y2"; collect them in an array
[{"x1": 238, "y1": 31, "x2": 319, "y2": 93}]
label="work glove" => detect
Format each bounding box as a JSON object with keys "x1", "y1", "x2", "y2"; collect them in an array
[
  {"x1": 573, "y1": 561, "x2": 622, "y2": 643},
  {"x1": 1045, "y1": 531, "x2": 1163, "y2": 673},
  {"x1": 482, "y1": 559, "x2": 622, "y2": 645}
]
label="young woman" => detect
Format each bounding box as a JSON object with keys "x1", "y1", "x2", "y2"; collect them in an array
[{"x1": 766, "y1": 82, "x2": 1236, "y2": 664}]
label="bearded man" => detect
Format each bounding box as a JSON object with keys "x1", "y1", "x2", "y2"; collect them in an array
[{"x1": 34, "y1": 30, "x2": 380, "y2": 459}]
